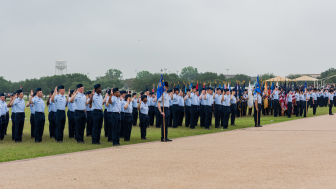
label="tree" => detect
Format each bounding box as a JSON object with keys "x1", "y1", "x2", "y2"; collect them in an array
[
  {"x1": 260, "y1": 73, "x2": 275, "y2": 81},
  {"x1": 180, "y1": 66, "x2": 199, "y2": 80},
  {"x1": 136, "y1": 71, "x2": 153, "y2": 80},
  {"x1": 318, "y1": 68, "x2": 336, "y2": 79}
]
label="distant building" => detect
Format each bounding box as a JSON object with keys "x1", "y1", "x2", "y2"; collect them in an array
[{"x1": 286, "y1": 74, "x2": 320, "y2": 78}]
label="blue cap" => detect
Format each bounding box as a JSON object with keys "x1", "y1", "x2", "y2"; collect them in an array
[
  {"x1": 107, "y1": 90, "x2": 111, "y2": 95},
  {"x1": 50, "y1": 91, "x2": 54, "y2": 95},
  {"x1": 174, "y1": 88, "x2": 179, "y2": 91},
  {"x1": 141, "y1": 95, "x2": 147, "y2": 100},
  {"x1": 94, "y1": 84, "x2": 101, "y2": 89},
  {"x1": 132, "y1": 93, "x2": 137, "y2": 96},
  {"x1": 77, "y1": 84, "x2": 83, "y2": 88},
  {"x1": 125, "y1": 94, "x2": 131, "y2": 99},
  {"x1": 70, "y1": 90, "x2": 74, "y2": 94},
  {"x1": 86, "y1": 91, "x2": 92, "y2": 95},
  {"x1": 17, "y1": 90, "x2": 23, "y2": 94},
  {"x1": 167, "y1": 90, "x2": 172, "y2": 93},
  {"x1": 140, "y1": 92, "x2": 144, "y2": 95},
  {"x1": 36, "y1": 87, "x2": 42, "y2": 92},
  {"x1": 58, "y1": 85, "x2": 64, "y2": 90},
  {"x1": 33, "y1": 92, "x2": 36, "y2": 97},
  {"x1": 113, "y1": 88, "x2": 119, "y2": 93},
  {"x1": 191, "y1": 86, "x2": 196, "y2": 89},
  {"x1": 0, "y1": 93, "x2": 4, "y2": 97},
  {"x1": 186, "y1": 89, "x2": 190, "y2": 92}
]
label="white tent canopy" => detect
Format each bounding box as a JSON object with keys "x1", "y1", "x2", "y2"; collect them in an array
[
  {"x1": 294, "y1": 75, "x2": 318, "y2": 81},
  {"x1": 265, "y1": 76, "x2": 292, "y2": 82}
]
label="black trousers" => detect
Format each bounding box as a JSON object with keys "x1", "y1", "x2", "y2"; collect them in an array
[
  {"x1": 334, "y1": 97, "x2": 336, "y2": 107},
  {"x1": 295, "y1": 101, "x2": 300, "y2": 117},
  {"x1": 48, "y1": 112, "x2": 56, "y2": 138},
  {"x1": 149, "y1": 106, "x2": 155, "y2": 125},
  {"x1": 86, "y1": 111, "x2": 93, "y2": 136},
  {"x1": 190, "y1": 105, "x2": 197, "y2": 128},
  {"x1": 123, "y1": 113, "x2": 133, "y2": 141},
  {"x1": 132, "y1": 107, "x2": 138, "y2": 126},
  {"x1": 5, "y1": 112, "x2": 9, "y2": 135},
  {"x1": 254, "y1": 104, "x2": 261, "y2": 126},
  {"x1": 67, "y1": 111, "x2": 75, "y2": 138},
  {"x1": 11, "y1": 113, "x2": 15, "y2": 140},
  {"x1": 30, "y1": 114, "x2": 35, "y2": 138},
  {"x1": 140, "y1": 113, "x2": 149, "y2": 138},
  {"x1": 155, "y1": 107, "x2": 161, "y2": 128},
  {"x1": 104, "y1": 109, "x2": 108, "y2": 137},
  {"x1": 325, "y1": 97, "x2": 328, "y2": 107},
  {"x1": 120, "y1": 112, "x2": 124, "y2": 136},
  {"x1": 200, "y1": 105, "x2": 205, "y2": 127},
  {"x1": 313, "y1": 100, "x2": 317, "y2": 115},
  {"x1": 110, "y1": 112, "x2": 121, "y2": 145},
  {"x1": 75, "y1": 110, "x2": 86, "y2": 142},
  {"x1": 195, "y1": 106, "x2": 200, "y2": 126},
  {"x1": 204, "y1": 106, "x2": 212, "y2": 128},
  {"x1": 160, "y1": 107, "x2": 170, "y2": 140},
  {"x1": 301, "y1": 101, "x2": 307, "y2": 117},
  {"x1": 178, "y1": 106, "x2": 184, "y2": 126},
  {"x1": 214, "y1": 104, "x2": 221, "y2": 127},
  {"x1": 0, "y1": 115, "x2": 5, "y2": 139},
  {"x1": 329, "y1": 100, "x2": 333, "y2": 115},
  {"x1": 222, "y1": 106, "x2": 230, "y2": 129},
  {"x1": 230, "y1": 104, "x2": 237, "y2": 125},
  {"x1": 14, "y1": 113, "x2": 24, "y2": 141},
  {"x1": 185, "y1": 106, "x2": 190, "y2": 127},
  {"x1": 34, "y1": 112, "x2": 45, "y2": 142},
  {"x1": 169, "y1": 106, "x2": 173, "y2": 126},
  {"x1": 55, "y1": 110, "x2": 66, "y2": 142},
  {"x1": 274, "y1": 99, "x2": 279, "y2": 117},
  {"x1": 287, "y1": 102, "x2": 292, "y2": 118},
  {"x1": 92, "y1": 110, "x2": 103, "y2": 144},
  {"x1": 172, "y1": 104, "x2": 179, "y2": 128}
]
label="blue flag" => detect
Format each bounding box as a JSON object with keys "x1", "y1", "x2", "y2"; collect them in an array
[
  {"x1": 255, "y1": 76, "x2": 261, "y2": 94},
  {"x1": 157, "y1": 74, "x2": 165, "y2": 100},
  {"x1": 189, "y1": 82, "x2": 193, "y2": 89},
  {"x1": 304, "y1": 81, "x2": 307, "y2": 92}
]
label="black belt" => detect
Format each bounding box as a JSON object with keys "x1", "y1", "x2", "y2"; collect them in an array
[
  {"x1": 93, "y1": 109, "x2": 102, "y2": 112},
  {"x1": 112, "y1": 112, "x2": 120, "y2": 114},
  {"x1": 57, "y1": 110, "x2": 65, "y2": 112},
  {"x1": 36, "y1": 112, "x2": 44, "y2": 114},
  {"x1": 16, "y1": 112, "x2": 25, "y2": 114},
  {"x1": 124, "y1": 112, "x2": 132, "y2": 114},
  {"x1": 31, "y1": 114, "x2": 34, "y2": 115},
  {"x1": 76, "y1": 110, "x2": 85, "y2": 112},
  {"x1": 1, "y1": 115, "x2": 5, "y2": 117},
  {"x1": 140, "y1": 113, "x2": 148, "y2": 115}
]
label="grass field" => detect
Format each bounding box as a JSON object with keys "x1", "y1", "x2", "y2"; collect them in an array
[{"x1": 0, "y1": 105, "x2": 330, "y2": 163}]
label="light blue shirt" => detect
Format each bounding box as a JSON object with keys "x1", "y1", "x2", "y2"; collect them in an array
[
  {"x1": 201, "y1": 94, "x2": 207, "y2": 105},
  {"x1": 172, "y1": 94, "x2": 179, "y2": 105},
  {"x1": 32, "y1": 96, "x2": 45, "y2": 113},
  {"x1": 316, "y1": 93, "x2": 320, "y2": 97},
  {"x1": 287, "y1": 94, "x2": 292, "y2": 102},
  {"x1": 329, "y1": 93, "x2": 333, "y2": 100},
  {"x1": 132, "y1": 98, "x2": 138, "y2": 108},
  {"x1": 92, "y1": 93, "x2": 103, "y2": 110},
  {"x1": 205, "y1": 94, "x2": 213, "y2": 106},
  {"x1": 154, "y1": 99, "x2": 158, "y2": 107},
  {"x1": 254, "y1": 94, "x2": 262, "y2": 104},
  {"x1": 295, "y1": 93, "x2": 299, "y2": 101},
  {"x1": 214, "y1": 94, "x2": 222, "y2": 105},
  {"x1": 273, "y1": 91, "x2": 279, "y2": 100},
  {"x1": 54, "y1": 94, "x2": 66, "y2": 110},
  {"x1": 230, "y1": 96, "x2": 236, "y2": 104},
  {"x1": 178, "y1": 96, "x2": 184, "y2": 106},
  {"x1": 12, "y1": 102, "x2": 16, "y2": 113},
  {"x1": 124, "y1": 101, "x2": 133, "y2": 113},
  {"x1": 190, "y1": 93, "x2": 198, "y2": 105},
  {"x1": 13, "y1": 98, "x2": 25, "y2": 113},
  {"x1": 30, "y1": 104, "x2": 35, "y2": 114},
  {"x1": 49, "y1": 99, "x2": 57, "y2": 112},
  {"x1": 110, "y1": 96, "x2": 121, "y2": 113},
  {"x1": 222, "y1": 95, "x2": 230, "y2": 106},
  {"x1": 158, "y1": 92, "x2": 170, "y2": 108},
  {"x1": 169, "y1": 99, "x2": 173, "y2": 106},
  {"x1": 300, "y1": 94, "x2": 305, "y2": 101},
  {"x1": 67, "y1": 99, "x2": 75, "y2": 112},
  {"x1": 140, "y1": 102, "x2": 149, "y2": 114},
  {"x1": 74, "y1": 92, "x2": 86, "y2": 111},
  {"x1": 86, "y1": 98, "x2": 92, "y2": 111},
  {"x1": 312, "y1": 93, "x2": 317, "y2": 101},
  {"x1": 0, "y1": 100, "x2": 6, "y2": 116},
  {"x1": 121, "y1": 99, "x2": 126, "y2": 112},
  {"x1": 185, "y1": 96, "x2": 191, "y2": 106}
]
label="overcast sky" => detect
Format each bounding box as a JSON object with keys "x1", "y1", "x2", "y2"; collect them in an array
[{"x1": 1, "y1": 0, "x2": 336, "y2": 82}]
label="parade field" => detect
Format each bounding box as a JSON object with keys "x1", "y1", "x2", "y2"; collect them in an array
[
  {"x1": 0, "y1": 106, "x2": 330, "y2": 163},
  {"x1": 0, "y1": 112, "x2": 335, "y2": 188}
]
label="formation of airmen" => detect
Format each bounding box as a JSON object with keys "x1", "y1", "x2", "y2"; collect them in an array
[{"x1": 0, "y1": 82, "x2": 334, "y2": 145}]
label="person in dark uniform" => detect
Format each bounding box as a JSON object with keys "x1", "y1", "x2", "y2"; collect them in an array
[
  {"x1": 287, "y1": 90, "x2": 293, "y2": 118},
  {"x1": 195, "y1": 90, "x2": 200, "y2": 126},
  {"x1": 177, "y1": 90, "x2": 184, "y2": 126},
  {"x1": 168, "y1": 90, "x2": 173, "y2": 127},
  {"x1": 70, "y1": 84, "x2": 87, "y2": 143},
  {"x1": 149, "y1": 92, "x2": 155, "y2": 126},
  {"x1": 47, "y1": 91, "x2": 56, "y2": 138},
  {"x1": 154, "y1": 94, "x2": 161, "y2": 128},
  {"x1": 312, "y1": 88, "x2": 317, "y2": 115},
  {"x1": 138, "y1": 95, "x2": 149, "y2": 139},
  {"x1": 25, "y1": 92, "x2": 36, "y2": 138},
  {"x1": 119, "y1": 90, "x2": 126, "y2": 137},
  {"x1": 157, "y1": 81, "x2": 173, "y2": 142},
  {"x1": 0, "y1": 93, "x2": 7, "y2": 140},
  {"x1": 106, "y1": 88, "x2": 121, "y2": 146},
  {"x1": 103, "y1": 89, "x2": 108, "y2": 137},
  {"x1": 29, "y1": 88, "x2": 45, "y2": 143},
  {"x1": 51, "y1": 85, "x2": 67, "y2": 142},
  {"x1": 132, "y1": 93, "x2": 138, "y2": 126},
  {"x1": 10, "y1": 90, "x2": 25, "y2": 143},
  {"x1": 271, "y1": 86, "x2": 279, "y2": 117},
  {"x1": 67, "y1": 89, "x2": 75, "y2": 138},
  {"x1": 89, "y1": 84, "x2": 104, "y2": 145},
  {"x1": 203, "y1": 87, "x2": 213, "y2": 129},
  {"x1": 199, "y1": 88, "x2": 206, "y2": 127},
  {"x1": 85, "y1": 91, "x2": 93, "y2": 136},
  {"x1": 294, "y1": 89, "x2": 300, "y2": 117},
  {"x1": 230, "y1": 90, "x2": 237, "y2": 125},
  {"x1": 184, "y1": 89, "x2": 191, "y2": 127},
  {"x1": 188, "y1": 87, "x2": 198, "y2": 129},
  {"x1": 254, "y1": 88, "x2": 262, "y2": 127},
  {"x1": 5, "y1": 97, "x2": 10, "y2": 136},
  {"x1": 329, "y1": 89, "x2": 334, "y2": 115},
  {"x1": 221, "y1": 89, "x2": 230, "y2": 129},
  {"x1": 8, "y1": 93, "x2": 17, "y2": 141},
  {"x1": 123, "y1": 94, "x2": 133, "y2": 141}
]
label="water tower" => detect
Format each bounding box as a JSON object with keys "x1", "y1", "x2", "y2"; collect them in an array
[{"x1": 55, "y1": 61, "x2": 67, "y2": 75}]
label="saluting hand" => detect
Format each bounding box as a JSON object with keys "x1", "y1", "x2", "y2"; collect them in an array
[
  {"x1": 93, "y1": 88, "x2": 95, "y2": 94},
  {"x1": 54, "y1": 86, "x2": 57, "y2": 93},
  {"x1": 30, "y1": 90, "x2": 33, "y2": 96}
]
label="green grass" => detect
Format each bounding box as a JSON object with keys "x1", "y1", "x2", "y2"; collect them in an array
[{"x1": 0, "y1": 105, "x2": 330, "y2": 163}]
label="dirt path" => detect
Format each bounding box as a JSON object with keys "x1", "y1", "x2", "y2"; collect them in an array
[{"x1": 1, "y1": 115, "x2": 336, "y2": 189}]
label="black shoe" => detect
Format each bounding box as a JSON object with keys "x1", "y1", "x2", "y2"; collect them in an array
[
  {"x1": 57, "y1": 141, "x2": 63, "y2": 143},
  {"x1": 15, "y1": 140, "x2": 22, "y2": 143},
  {"x1": 124, "y1": 139, "x2": 130, "y2": 141},
  {"x1": 231, "y1": 124, "x2": 236, "y2": 126},
  {"x1": 141, "y1": 137, "x2": 147, "y2": 140},
  {"x1": 165, "y1": 138, "x2": 172, "y2": 142},
  {"x1": 69, "y1": 137, "x2": 74, "y2": 139},
  {"x1": 258, "y1": 125, "x2": 263, "y2": 127},
  {"x1": 35, "y1": 141, "x2": 41, "y2": 143},
  {"x1": 87, "y1": 134, "x2": 92, "y2": 137},
  {"x1": 190, "y1": 127, "x2": 195, "y2": 129},
  {"x1": 113, "y1": 143, "x2": 121, "y2": 146},
  {"x1": 330, "y1": 114, "x2": 334, "y2": 115},
  {"x1": 215, "y1": 126, "x2": 220, "y2": 128},
  {"x1": 205, "y1": 128, "x2": 211, "y2": 130},
  {"x1": 108, "y1": 140, "x2": 112, "y2": 143}
]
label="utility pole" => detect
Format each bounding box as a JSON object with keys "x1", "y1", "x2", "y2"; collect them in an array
[{"x1": 226, "y1": 69, "x2": 229, "y2": 76}]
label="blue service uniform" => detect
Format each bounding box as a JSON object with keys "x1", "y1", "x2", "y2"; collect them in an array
[
  {"x1": 33, "y1": 96, "x2": 45, "y2": 142},
  {"x1": 312, "y1": 92, "x2": 317, "y2": 115},
  {"x1": 91, "y1": 93, "x2": 103, "y2": 144},
  {"x1": 148, "y1": 97, "x2": 155, "y2": 126},
  {"x1": 107, "y1": 95, "x2": 121, "y2": 145},
  {"x1": 169, "y1": 98, "x2": 173, "y2": 127},
  {"x1": 54, "y1": 94, "x2": 67, "y2": 142},
  {"x1": 0, "y1": 100, "x2": 7, "y2": 139},
  {"x1": 67, "y1": 98, "x2": 76, "y2": 138},
  {"x1": 103, "y1": 102, "x2": 108, "y2": 137},
  {"x1": 5, "y1": 106, "x2": 9, "y2": 136},
  {"x1": 189, "y1": 92, "x2": 198, "y2": 129},
  {"x1": 29, "y1": 104, "x2": 35, "y2": 138},
  {"x1": 154, "y1": 98, "x2": 161, "y2": 128},
  {"x1": 200, "y1": 94, "x2": 207, "y2": 127},
  {"x1": 13, "y1": 98, "x2": 25, "y2": 142},
  {"x1": 273, "y1": 90, "x2": 279, "y2": 117},
  {"x1": 158, "y1": 91, "x2": 170, "y2": 140},
  {"x1": 294, "y1": 92, "x2": 300, "y2": 117},
  {"x1": 132, "y1": 98, "x2": 138, "y2": 126},
  {"x1": 139, "y1": 102, "x2": 149, "y2": 139},
  {"x1": 178, "y1": 96, "x2": 185, "y2": 126},
  {"x1": 120, "y1": 99, "x2": 126, "y2": 137},
  {"x1": 48, "y1": 98, "x2": 57, "y2": 138},
  {"x1": 123, "y1": 100, "x2": 133, "y2": 141},
  {"x1": 287, "y1": 94, "x2": 293, "y2": 118},
  {"x1": 185, "y1": 95, "x2": 191, "y2": 127},
  {"x1": 329, "y1": 92, "x2": 333, "y2": 115},
  {"x1": 221, "y1": 94, "x2": 230, "y2": 129},
  {"x1": 86, "y1": 98, "x2": 93, "y2": 136},
  {"x1": 254, "y1": 93, "x2": 262, "y2": 126},
  {"x1": 172, "y1": 94, "x2": 179, "y2": 128},
  {"x1": 230, "y1": 95, "x2": 237, "y2": 125},
  {"x1": 11, "y1": 101, "x2": 16, "y2": 140},
  {"x1": 204, "y1": 93, "x2": 213, "y2": 129},
  {"x1": 74, "y1": 92, "x2": 87, "y2": 142}
]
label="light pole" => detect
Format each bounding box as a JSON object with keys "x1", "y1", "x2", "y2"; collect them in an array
[{"x1": 226, "y1": 69, "x2": 229, "y2": 76}]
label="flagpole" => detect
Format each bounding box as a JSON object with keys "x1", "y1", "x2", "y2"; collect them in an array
[{"x1": 162, "y1": 80, "x2": 165, "y2": 140}]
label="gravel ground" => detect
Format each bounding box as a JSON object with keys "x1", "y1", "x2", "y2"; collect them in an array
[{"x1": 1, "y1": 115, "x2": 336, "y2": 189}]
